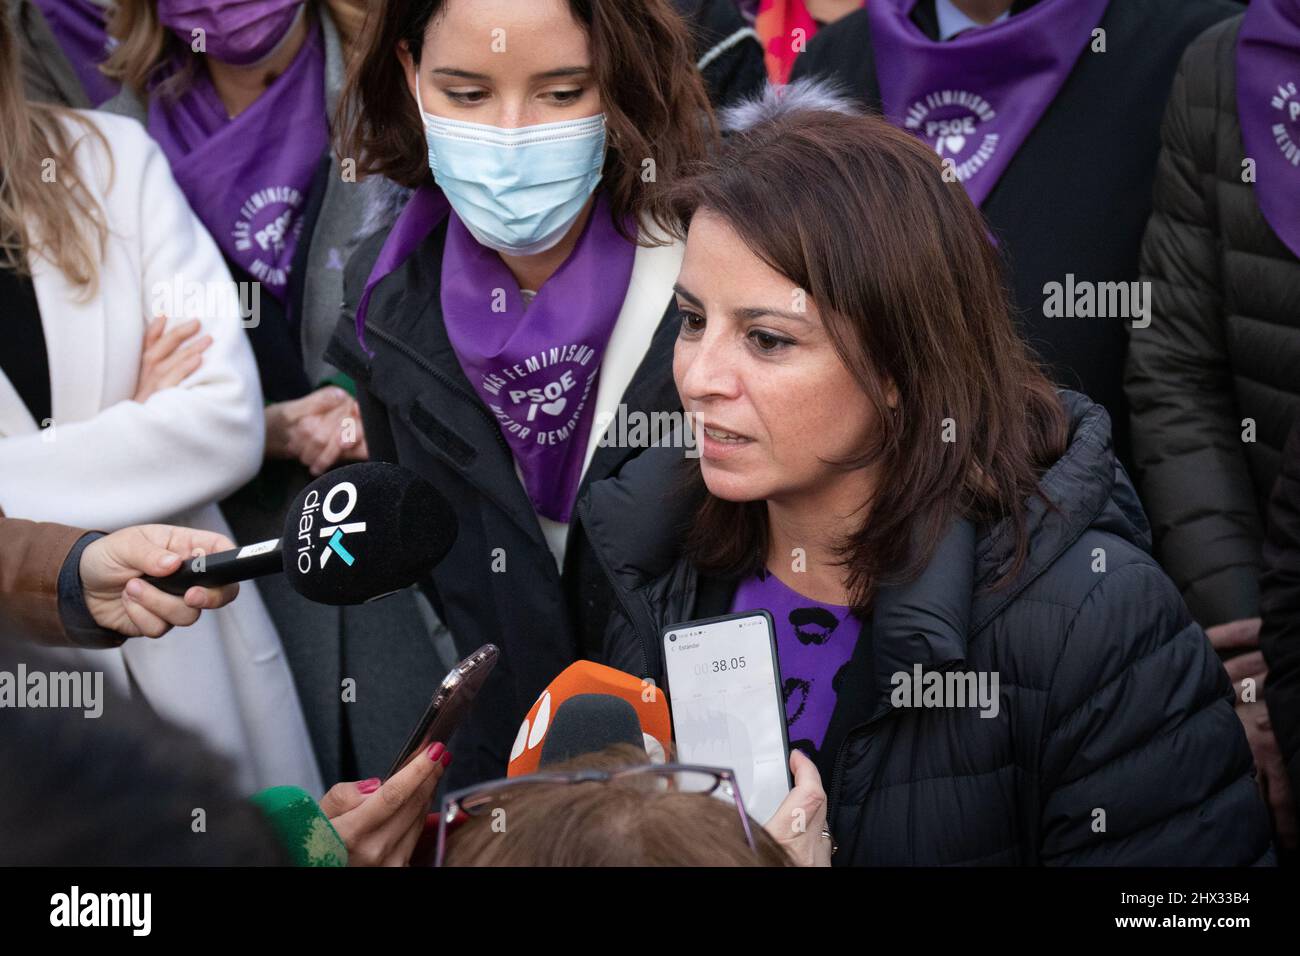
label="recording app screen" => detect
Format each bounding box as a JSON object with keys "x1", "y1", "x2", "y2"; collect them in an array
[{"x1": 664, "y1": 615, "x2": 790, "y2": 822}]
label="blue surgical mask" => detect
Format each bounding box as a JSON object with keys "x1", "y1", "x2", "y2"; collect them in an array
[{"x1": 416, "y1": 84, "x2": 607, "y2": 257}]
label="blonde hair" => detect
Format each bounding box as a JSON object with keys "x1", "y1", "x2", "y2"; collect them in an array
[
  {"x1": 0, "y1": 4, "x2": 108, "y2": 294},
  {"x1": 104, "y1": 0, "x2": 366, "y2": 94}
]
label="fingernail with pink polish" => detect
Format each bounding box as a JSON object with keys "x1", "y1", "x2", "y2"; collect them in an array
[
  {"x1": 427, "y1": 742, "x2": 445, "y2": 762},
  {"x1": 357, "y1": 777, "x2": 381, "y2": 794}
]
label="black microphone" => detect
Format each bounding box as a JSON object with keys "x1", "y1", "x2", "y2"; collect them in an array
[
  {"x1": 538, "y1": 694, "x2": 648, "y2": 769},
  {"x1": 142, "y1": 462, "x2": 457, "y2": 605}
]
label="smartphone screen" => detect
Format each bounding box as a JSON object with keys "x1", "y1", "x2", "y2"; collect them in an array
[{"x1": 662, "y1": 612, "x2": 791, "y2": 822}]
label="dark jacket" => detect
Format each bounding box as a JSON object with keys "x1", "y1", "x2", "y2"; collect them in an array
[
  {"x1": 1263, "y1": 418, "x2": 1300, "y2": 802},
  {"x1": 789, "y1": 0, "x2": 1240, "y2": 469},
  {"x1": 584, "y1": 392, "x2": 1274, "y2": 865},
  {"x1": 674, "y1": 0, "x2": 767, "y2": 111},
  {"x1": 325, "y1": 220, "x2": 681, "y2": 788},
  {"x1": 13, "y1": 0, "x2": 91, "y2": 108},
  {"x1": 1128, "y1": 16, "x2": 1300, "y2": 628}
]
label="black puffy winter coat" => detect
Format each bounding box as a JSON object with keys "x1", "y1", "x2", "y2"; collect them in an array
[
  {"x1": 1128, "y1": 15, "x2": 1300, "y2": 629},
  {"x1": 582, "y1": 393, "x2": 1274, "y2": 865},
  {"x1": 1262, "y1": 418, "x2": 1300, "y2": 803}
]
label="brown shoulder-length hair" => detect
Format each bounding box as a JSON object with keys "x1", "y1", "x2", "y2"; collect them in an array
[
  {"x1": 335, "y1": 0, "x2": 717, "y2": 242},
  {"x1": 668, "y1": 109, "x2": 1069, "y2": 611}
]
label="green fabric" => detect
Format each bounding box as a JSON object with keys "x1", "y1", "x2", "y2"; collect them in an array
[
  {"x1": 250, "y1": 786, "x2": 347, "y2": 867},
  {"x1": 318, "y1": 372, "x2": 356, "y2": 398}
]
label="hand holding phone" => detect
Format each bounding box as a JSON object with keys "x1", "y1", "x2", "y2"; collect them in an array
[
  {"x1": 387, "y1": 644, "x2": 499, "y2": 778},
  {"x1": 661, "y1": 612, "x2": 792, "y2": 821},
  {"x1": 321, "y1": 740, "x2": 451, "y2": 866}
]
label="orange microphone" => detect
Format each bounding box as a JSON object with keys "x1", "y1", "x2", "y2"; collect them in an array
[{"x1": 507, "y1": 661, "x2": 672, "y2": 777}]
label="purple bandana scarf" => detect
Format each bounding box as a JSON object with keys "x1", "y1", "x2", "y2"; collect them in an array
[
  {"x1": 1238, "y1": 0, "x2": 1300, "y2": 260},
  {"x1": 732, "y1": 571, "x2": 861, "y2": 755},
  {"x1": 350, "y1": 187, "x2": 633, "y2": 521},
  {"x1": 145, "y1": 17, "x2": 326, "y2": 301},
  {"x1": 870, "y1": 0, "x2": 1109, "y2": 206},
  {"x1": 441, "y1": 193, "x2": 634, "y2": 522},
  {"x1": 353, "y1": 184, "x2": 451, "y2": 352},
  {"x1": 33, "y1": 0, "x2": 119, "y2": 106}
]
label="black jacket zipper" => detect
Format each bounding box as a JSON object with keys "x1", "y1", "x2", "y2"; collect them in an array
[
  {"x1": 574, "y1": 497, "x2": 652, "y2": 679},
  {"x1": 827, "y1": 706, "x2": 893, "y2": 836},
  {"x1": 364, "y1": 323, "x2": 510, "y2": 455}
]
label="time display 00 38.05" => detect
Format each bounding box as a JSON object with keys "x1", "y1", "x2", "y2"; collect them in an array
[{"x1": 694, "y1": 657, "x2": 747, "y2": 675}]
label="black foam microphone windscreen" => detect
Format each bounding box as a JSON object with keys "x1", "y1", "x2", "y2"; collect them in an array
[
  {"x1": 140, "y1": 462, "x2": 456, "y2": 604},
  {"x1": 537, "y1": 694, "x2": 647, "y2": 769},
  {"x1": 283, "y1": 462, "x2": 457, "y2": 606}
]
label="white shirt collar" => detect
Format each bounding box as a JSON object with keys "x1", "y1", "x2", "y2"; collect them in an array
[{"x1": 935, "y1": 0, "x2": 1012, "y2": 41}]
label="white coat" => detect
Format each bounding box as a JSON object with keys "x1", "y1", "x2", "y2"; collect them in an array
[{"x1": 0, "y1": 110, "x2": 322, "y2": 797}]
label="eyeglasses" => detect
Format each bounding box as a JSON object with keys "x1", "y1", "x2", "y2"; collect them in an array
[{"x1": 432, "y1": 763, "x2": 757, "y2": 866}]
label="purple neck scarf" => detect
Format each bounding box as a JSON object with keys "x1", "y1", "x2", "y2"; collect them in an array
[
  {"x1": 732, "y1": 571, "x2": 861, "y2": 755},
  {"x1": 870, "y1": 0, "x2": 1109, "y2": 206},
  {"x1": 145, "y1": 18, "x2": 327, "y2": 301},
  {"x1": 441, "y1": 194, "x2": 634, "y2": 522},
  {"x1": 353, "y1": 184, "x2": 451, "y2": 353},
  {"x1": 1238, "y1": 0, "x2": 1300, "y2": 260},
  {"x1": 33, "y1": 0, "x2": 119, "y2": 106}
]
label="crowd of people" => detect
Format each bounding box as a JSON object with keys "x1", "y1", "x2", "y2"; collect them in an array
[{"x1": 0, "y1": 0, "x2": 1297, "y2": 867}]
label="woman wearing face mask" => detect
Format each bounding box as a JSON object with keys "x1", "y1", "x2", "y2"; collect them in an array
[
  {"x1": 584, "y1": 93, "x2": 1275, "y2": 866},
  {"x1": 97, "y1": 1, "x2": 446, "y2": 787},
  {"x1": 103, "y1": 2, "x2": 368, "y2": 417},
  {"x1": 327, "y1": 0, "x2": 714, "y2": 787}
]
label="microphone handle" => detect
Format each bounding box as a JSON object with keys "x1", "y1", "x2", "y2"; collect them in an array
[{"x1": 140, "y1": 539, "x2": 283, "y2": 595}]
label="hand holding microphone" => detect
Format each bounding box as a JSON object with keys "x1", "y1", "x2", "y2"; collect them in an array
[
  {"x1": 80, "y1": 525, "x2": 241, "y2": 638},
  {"x1": 142, "y1": 462, "x2": 458, "y2": 605}
]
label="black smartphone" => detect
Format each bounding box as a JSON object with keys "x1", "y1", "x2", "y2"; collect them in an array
[{"x1": 386, "y1": 644, "x2": 499, "y2": 778}]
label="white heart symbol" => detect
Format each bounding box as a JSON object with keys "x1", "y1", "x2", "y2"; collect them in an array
[
  {"x1": 944, "y1": 134, "x2": 966, "y2": 155},
  {"x1": 540, "y1": 397, "x2": 567, "y2": 416}
]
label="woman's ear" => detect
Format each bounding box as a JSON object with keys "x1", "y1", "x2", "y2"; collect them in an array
[
  {"x1": 396, "y1": 40, "x2": 419, "y2": 105},
  {"x1": 884, "y1": 379, "x2": 900, "y2": 410}
]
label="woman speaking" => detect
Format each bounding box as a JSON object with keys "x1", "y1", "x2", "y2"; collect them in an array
[
  {"x1": 326, "y1": 0, "x2": 714, "y2": 786},
  {"x1": 584, "y1": 94, "x2": 1275, "y2": 865}
]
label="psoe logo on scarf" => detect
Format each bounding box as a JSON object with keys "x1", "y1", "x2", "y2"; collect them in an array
[
  {"x1": 295, "y1": 480, "x2": 366, "y2": 574},
  {"x1": 903, "y1": 89, "x2": 1000, "y2": 182},
  {"x1": 1268, "y1": 80, "x2": 1300, "y2": 166},
  {"x1": 233, "y1": 185, "x2": 306, "y2": 288},
  {"x1": 480, "y1": 343, "x2": 599, "y2": 447}
]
